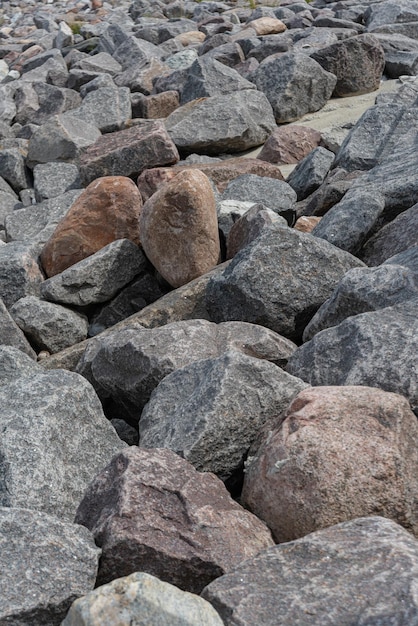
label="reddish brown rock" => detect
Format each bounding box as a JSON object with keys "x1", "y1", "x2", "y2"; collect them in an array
[
  {"x1": 78, "y1": 121, "x2": 179, "y2": 186},
  {"x1": 131, "y1": 91, "x2": 179, "y2": 120},
  {"x1": 139, "y1": 169, "x2": 220, "y2": 288},
  {"x1": 294, "y1": 216, "x2": 321, "y2": 233},
  {"x1": 242, "y1": 386, "x2": 418, "y2": 543},
  {"x1": 137, "y1": 158, "x2": 284, "y2": 202},
  {"x1": 75, "y1": 447, "x2": 274, "y2": 592},
  {"x1": 257, "y1": 126, "x2": 322, "y2": 165},
  {"x1": 40, "y1": 176, "x2": 142, "y2": 277}
]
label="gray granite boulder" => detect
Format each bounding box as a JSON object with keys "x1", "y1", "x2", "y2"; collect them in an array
[
  {"x1": 0, "y1": 345, "x2": 42, "y2": 386},
  {"x1": 33, "y1": 162, "x2": 81, "y2": 202},
  {"x1": 286, "y1": 146, "x2": 335, "y2": 201},
  {"x1": 139, "y1": 350, "x2": 308, "y2": 483},
  {"x1": 62, "y1": 572, "x2": 224, "y2": 626},
  {"x1": 226, "y1": 204, "x2": 287, "y2": 259},
  {"x1": 10, "y1": 295, "x2": 88, "y2": 354},
  {"x1": 303, "y1": 264, "x2": 418, "y2": 341},
  {"x1": 69, "y1": 86, "x2": 132, "y2": 134},
  {"x1": 0, "y1": 242, "x2": 44, "y2": 309},
  {"x1": 0, "y1": 368, "x2": 126, "y2": 520},
  {"x1": 165, "y1": 90, "x2": 276, "y2": 155},
  {"x1": 0, "y1": 146, "x2": 32, "y2": 193},
  {"x1": 202, "y1": 517, "x2": 418, "y2": 626},
  {"x1": 287, "y1": 298, "x2": 418, "y2": 414},
  {"x1": 0, "y1": 507, "x2": 100, "y2": 626},
  {"x1": 180, "y1": 57, "x2": 255, "y2": 104},
  {"x1": 40, "y1": 239, "x2": 147, "y2": 307},
  {"x1": 361, "y1": 203, "x2": 418, "y2": 266},
  {"x1": 250, "y1": 52, "x2": 337, "y2": 123},
  {"x1": 205, "y1": 228, "x2": 364, "y2": 342},
  {"x1": 0, "y1": 298, "x2": 37, "y2": 358}
]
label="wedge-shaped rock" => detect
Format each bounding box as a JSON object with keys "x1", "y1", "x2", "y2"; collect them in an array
[
  {"x1": 62, "y1": 572, "x2": 224, "y2": 626},
  {"x1": 0, "y1": 241, "x2": 44, "y2": 309},
  {"x1": 0, "y1": 368, "x2": 126, "y2": 520},
  {"x1": 69, "y1": 86, "x2": 131, "y2": 134},
  {"x1": 205, "y1": 228, "x2": 364, "y2": 342},
  {"x1": 139, "y1": 169, "x2": 220, "y2": 288},
  {"x1": 76, "y1": 319, "x2": 297, "y2": 425},
  {"x1": 40, "y1": 176, "x2": 142, "y2": 277},
  {"x1": 287, "y1": 299, "x2": 418, "y2": 414},
  {"x1": 202, "y1": 517, "x2": 418, "y2": 626},
  {"x1": 242, "y1": 386, "x2": 418, "y2": 543},
  {"x1": 0, "y1": 297, "x2": 36, "y2": 358},
  {"x1": 180, "y1": 57, "x2": 255, "y2": 104},
  {"x1": 0, "y1": 507, "x2": 100, "y2": 626},
  {"x1": 75, "y1": 448, "x2": 274, "y2": 592},
  {"x1": 140, "y1": 351, "x2": 308, "y2": 482},
  {"x1": 41, "y1": 239, "x2": 147, "y2": 307},
  {"x1": 165, "y1": 90, "x2": 276, "y2": 155},
  {"x1": 0, "y1": 345, "x2": 42, "y2": 387}
]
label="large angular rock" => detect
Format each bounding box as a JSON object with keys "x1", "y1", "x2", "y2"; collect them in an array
[
  {"x1": 311, "y1": 34, "x2": 385, "y2": 97},
  {"x1": 76, "y1": 319, "x2": 297, "y2": 424},
  {"x1": 10, "y1": 295, "x2": 88, "y2": 354},
  {"x1": 33, "y1": 161, "x2": 81, "y2": 202},
  {"x1": 139, "y1": 169, "x2": 220, "y2": 288},
  {"x1": 139, "y1": 351, "x2": 308, "y2": 482},
  {"x1": 40, "y1": 177, "x2": 143, "y2": 277},
  {"x1": 361, "y1": 203, "x2": 418, "y2": 265},
  {"x1": 365, "y1": 0, "x2": 418, "y2": 32},
  {"x1": 180, "y1": 57, "x2": 255, "y2": 104},
  {"x1": 202, "y1": 517, "x2": 418, "y2": 626},
  {"x1": 251, "y1": 52, "x2": 337, "y2": 123},
  {"x1": 242, "y1": 386, "x2": 418, "y2": 543},
  {"x1": 226, "y1": 204, "x2": 287, "y2": 259},
  {"x1": 303, "y1": 264, "x2": 418, "y2": 342},
  {"x1": 41, "y1": 239, "x2": 147, "y2": 307},
  {"x1": 0, "y1": 242, "x2": 44, "y2": 309},
  {"x1": 0, "y1": 368, "x2": 126, "y2": 520},
  {"x1": 0, "y1": 147, "x2": 32, "y2": 193},
  {"x1": 75, "y1": 448, "x2": 274, "y2": 592},
  {"x1": 165, "y1": 90, "x2": 277, "y2": 155},
  {"x1": 257, "y1": 125, "x2": 322, "y2": 165},
  {"x1": 0, "y1": 298, "x2": 36, "y2": 358},
  {"x1": 205, "y1": 228, "x2": 364, "y2": 342},
  {"x1": 0, "y1": 345, "x2": 42, "y2": 386},
  {"x1": 62, "y1": 572, "x2": 224, "y2": 626},
  {"x1": 69, "y1": 86, "x2": 132, "y2": 134},
  {"x1": 287, "y1": 298, "x2": 418, "y2": 414},
  {"x1": 14, "y1": 81, "x2": 81, "y2": 127},
  {"x1": 286, "y1": 147, "x2": 335, "y2": 201},
  {"x1": 79, "y1": 122, "x2": 179, "y2": 185},
  {"x1": 0, "y1": 507, "x2": 100, "y2": 626}
]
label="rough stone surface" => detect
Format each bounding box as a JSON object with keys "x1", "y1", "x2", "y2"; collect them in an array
[
  {"x1": 33, "y1": 161, "x2": 81, "y2": 202},
  {"x1": 257, "y1": 125, "x2": 322, "y2": 165},
  {"x1": 242, "y1": 386, "x2": 418, "y2": 542},
  {"x1": 41, "y1": 239, "x2": 147, "y2": 307},
  {"x1": 0, "y1": 345, "x2": 43, "y2": 386},
  {"x1": 0, "y1": 242, "x2": 44, "y2": 309},
  {"x1": 286, "y1": 147, "x2": 335, "y2": 201},
  {"x1": 287, "y1": 298, "x2": 418, "y2": 415},
  {"x1": 361, "y1": 203, "x2": 418, "y2": 266},
  {"x1": 62, "y1": 572, "x2": 224, "y2": 626},
  {"x1": 69, "y1": 86, "x2": 132, "y2": 134},
  {"x1": 0, "y1": 368, "x2": 126, "y2": 520},
  {"x1": 139, "y1": 169, "x2": 220, "y2": 288},
  {"x1": 180, "y1": 57, "x2": 255, "y2": 104},
  {"x1": 0, "y1": 297, "x2": 37, "y2": 358},
  {"x1": 74, "y1": 447, "x2": 274, "y2": 592},
  {"x1": 202, "y1": 517, "x2": 418, "y2": 626},
  {"x1": 206, "y1": 228, "x2": 364, "y2": 342},
  {"x1": 0, "y1": 507, "x2": 100, "y2": 626},
  {"x1": 227, "y1": 204, "x2": 287, "y2": 260},
  {"x1": 40, "y1": 177, "x2": 143, "y2": 277}
]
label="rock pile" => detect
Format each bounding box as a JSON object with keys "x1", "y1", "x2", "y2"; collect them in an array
[{"x1": 0, "y1": 0, "x2": 418, "y2": 623}]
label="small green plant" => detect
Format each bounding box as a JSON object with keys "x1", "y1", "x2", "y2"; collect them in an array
[
  {"x1": 248, "y1": 0, "x2": 257, "y2": 9},
  {"x1": 69, "y1": 22, "x2": 82, "y2": 36}
]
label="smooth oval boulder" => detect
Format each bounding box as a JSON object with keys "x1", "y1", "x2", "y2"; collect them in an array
[
  {"x1": 242, "y1": 386, "x2": 418, "y2": 543},
  {"x1": 139, "y1": 169, "x2": 220, "y2": 288},
  {"x1": 40, "y1": 176, "x2": 143, "y2": 277}
]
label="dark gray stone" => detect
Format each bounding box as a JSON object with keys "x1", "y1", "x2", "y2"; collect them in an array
[
  {"x1": 114, "y1": 58, "x2": 169, "y2": 95},
  {"x1": 0, "y1": 368, "x2": 126, "y2": 520},
  {"x1": 246, "y1": 33, "x2": 293, "y2": 62},
  {"x1": 40, "y1": 239, "x2": 147, "y2": 307},
  {"x1": 76, "y1": 319, "x2": 297, "y2": 424},
  {"x1": 165, "y1": 90, "x2": 276, "y2": 155},
  {"x1": 0, "y1": 147, "x2": 32, "y2": 193},
  {"x1": 79, "y1": 74, "x2": 116, "y2": 97},
  {"x1": 14, "y1": 81, "x2": 81, "y2": 127},
  {"x1": 311, "y1": 187, "x2": 385, "y2": 254},
  {"x1": 303, "y1": 264, "x2": 418, "y2": 341},
  {"x1": 384, "y1": 245, "x2": 418, "y2": 275},
  {"x1": 287, "y1": 298, "x2": 418, "y2": 414},
  {"x1": 113, "y1": 35, "x2": 163, "y2": 70},
  {"x1": 139, "y1": 350, "x2": 308, "y2": 482},
  {"x1": 10, "y1": 295, "x2": 88, "y2": 354},
  {"x1": 226, "y1": 204, "x2": 287, "y2": 260},
  {"x1": 0, "y1": 190, "x2": 20, "y2": 228},
  {"x1": 110, "y1": 419, "x2": 139, "y2": 446},
  {"x1": 0, "y1": 507, "x2": 100, "y2": 626},
  {"x1": 205, "y1": 228, "x2": 364, "y2": 342},
  {"x1": 180, "y1": 57, "x2": 255, "y2": 104},
  {"x1": 73, "y1": 52, "x2": 123, "y2": 77},
  {"x1": 286, "y1": 147, "x2": 335, "y2": 201},
  {"x1": 0, "y1": 242, "x2": 44, "y2": 309},
  {"x1": 361, "y1": 203, "x2": 418, "y2": 266},
  {"x1": 303, "y1": 168, "x2": 362, "y2": 217},
  {"x1": 69, "y1": 86, "x2": 132, "y2": 134},
  {"x1": 200, "y1": 42, "x2": 245, "y2": 68},
  {"x1": 202, "y1": 517, "x2": 418, "y2": 626},
  {"x1": 251, "y1": 52, "x2": 337, "y2": 124},
  {"x1": 33, "y1": 162, "x2": 81, "y2": 202},
  {"x1": 365, "y1": 0, "x2": 418, "y2": 32},
  {"x1": 0, "y1": 297, "x2": 37, "y2": 358}
]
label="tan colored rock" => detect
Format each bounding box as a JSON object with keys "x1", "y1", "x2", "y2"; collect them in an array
[
  {"x1": 248, "y1": 17, "x2": 287, "y2": 36},
  {"x1": 133, "y1": 91, "x2": 179, "y2": 120},
  {"x1": 40, "y1": 176, "x2": 142, "y2": 277},
  {"x1": 137, "y1": 158, "x2": 284, "y2": 202},
  {"x1": 175, "y1": 31, "x2": 206, "y2": 46},
  {"x1": 242, "y1": 386, "x2": 418, "y2": 543},
  {"x1": 294, "y1": 215, "x2": 322, "y2": 233},
  {"x1": 139, "y1": 169, "x2": 220, "y2": 288},
  {"x1": 258, "y1": 126, "x2": 322, "y2": 165}
]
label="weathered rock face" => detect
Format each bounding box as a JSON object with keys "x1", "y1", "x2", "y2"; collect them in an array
[
  {"x1": 287, "y1": 298, "x2": 418, "y2": 415},
  {"x1": 0, "y1": 507, "x2": 100, "y2": 626},
  {"x1": 139, "y1": 351, "x2": 308, "y2": 483},
  {"x1": 40, "y1": 176, "x2": 143, "y2": 277},
  {"x1": 205, "y1": 228, "x2": 364, "y2": 342},
  {"x1": 242, "y1": 386, "x2": 418, "y2": 543},
  {"x1": 180, "y1": 56, "x2": 255, "y2": 104},
  {"x1": 0, "y1": 242, "x2": 44, "y2": 309},
  {"x1": 62, "y1": 572, "x2": 224, "y2": 626},
  {"x1": 257, "y1": 125, "x2": 322, "y2": 165},
  {"x1": 226, "y1": 205, "x2": 287, "y2": 260},
  {"x1": 139, "y1": 169, "x2": 220, "y2": 288},
  {"x1": 75, "y1": 447, "x2": 274, "y2": 592},
  {"x1": 361, "y1": 202, "x2": 418, "y2": 265},
  {"x1": 202, "y1": 517, "x2": 418, "y2": 626},
  {"x1": 0, "y1": 297, "x2": 37, "y2": 358},
  {"x1": 0, "y1": 368, "x2": 126, "y2": 521}
]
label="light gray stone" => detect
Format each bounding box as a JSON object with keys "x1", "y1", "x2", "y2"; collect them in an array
[
  {"x1": 0, "y1": 241, "x2": 44, "y2": 309},
  {"x1": 33, "y1": 162, "x2": 81, "y2": 202},
  {"x1": 69, "y1": 87, "x2": 132, "y2": 134},
  {"x1": 0, "y1": 147, "x2": 32, "y2": 193},
  {"x1": 0, "y1": 297, "x2": 37, "y2": 358},
  {"x1": 73, "y1": 52, "x2": 123, "y2": 77},
  {"x1": 180, "y1": 57, "x2": 255, "y2": 104},
  {"x1": 0, "y1": 345, "x2": 42, "y2": 386}
]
